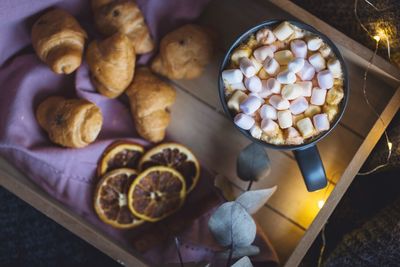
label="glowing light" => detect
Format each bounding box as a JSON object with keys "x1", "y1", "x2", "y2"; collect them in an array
[
  {"x1": 373, "y1": 35, "x2": 381, "y2": 42},
  {"x1": 388, "y1": 142, "x2": 393, "y2": 151},
  {"x1": 318, "y1": 200, "x2": 325, "y2": 209}
]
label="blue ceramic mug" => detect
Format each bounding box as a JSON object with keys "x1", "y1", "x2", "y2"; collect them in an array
[{"x1": 218, "y1": 20, "x2": 349, "y2": 192}]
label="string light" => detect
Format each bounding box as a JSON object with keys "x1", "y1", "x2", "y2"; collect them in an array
[
  {"x1": 354, "y1": 0, "x2": 394, "y2": 175},
  {"x1": 317, "y1": 2, "x2": 396, "y2": 266},
  {"x1": 317, "y1": 200, "x2": 325, "y2": 209}
]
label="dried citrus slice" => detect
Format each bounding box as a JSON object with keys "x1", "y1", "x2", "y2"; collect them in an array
[
  {"x1": 97, "y1": 141, "x2": 144, "y2": 177},
  {"x1": 139, "y1": 143, "x2": 200, "y2": 193},
  {"x1": 128, "y1": 166, "x2": 186, "y2": 222},
  {"x1": 94, "y1": 168, "x2": 144, "y2": 229}
]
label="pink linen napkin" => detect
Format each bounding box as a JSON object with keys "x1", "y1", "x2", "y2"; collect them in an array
[{"x1": 0, "y1": 0, "x2": 279, "y2": 265}]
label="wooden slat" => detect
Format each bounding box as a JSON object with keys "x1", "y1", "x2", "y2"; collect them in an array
[
  {"x1": 0, "y1": 157, "x2": 149, "y2": 267},
  {"x1": 285, "y1": 87, "x2": 400, "y2": 266}
]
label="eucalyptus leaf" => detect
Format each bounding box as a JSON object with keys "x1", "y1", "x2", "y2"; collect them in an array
[
  {"x1": 208, "y1": 202, "x2": 256, "y2": 247},
  {"x1": 231, "y1": 256, "x2": 253, "y2": 267},
  {"x1": 235, "y1": 186, "x2": 277, "y2": 215},
  {"x1": 237, "y1": 143, "x2": 271, "y2": 182},
  {"x1": 216, "y1": 245, "x2": 260, "y2": 259}
]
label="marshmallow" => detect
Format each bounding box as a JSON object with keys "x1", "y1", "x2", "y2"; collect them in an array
[
  {"x1": 298, "y1": 61, "x2": 316, "y2": 81},
  {"x1": 239, "y1": 57, "x2": 257, "y2": 78},
  {"x1": 265, "y1": 78, "x2": 281, "y2": 94},
  {"x1": 230, "y1": 82, "x2": 246, "y2": 91},
  {"x1": 292, "y1": 113, "x2": 305, "y2": 124},
  {"x1": 309, "y1": 53, "x2": 326, "y2": 72},
  {"x1": 250, "y1": 56, "x2": 263, "y2": 72},
  {"x1": 304, "y1": 105, "x2": 322, "y2": 117},
  {"x1": 277, "y1": 110, "x2": 293, "y2": 129},
  {"x1": 327, "y1": 58, "x2": 342, "y2": 78},
  {"x1": 269, "y1": 95, "x2": 290, "y2": 110},
  {"x1": 259, "y1": 104, "x2": 277, "y2": 120},
  {"x1": 258, "y1": 68, "x2": 270, "y2": 79},
  {"x1": 222, "y1": 69, "x2": 243, "y2": 84},
  {"x1": 263, "y1": 57, "x2": 280, "y2": 75},
  {"x1": 227, "y1": 90, "x2": 247, "y2": 112},
  {"x1": 297, "y1": 81, "x2": 313, "y2": 96},
  {"x1": 273, "y1": 21, "x2": 294, "y2": 41},
  {"x1": 281, "y1": 84, "x2": 303, "y2": 100},
  {"x1": 290, "y1": 39, "x2": 308, "y2": 58},
  {"x1": 244, "y1": 76, "x2": 262, "y2": 93},
  {"x1": 317, "y1": 70, "x2": 334, "y2": 89},
  {"x1": 285, "y1": 127, "x2": 304, "y2": 145},
  {"x1": 231, "y1": 47, "x2": 252, "y2": 65},
  {"x1": 275, "y1": 50, "x2": 294, "y2": 65},
  {"x1": 326, "y1": 87, "x2": 344, "y2": 105},
  {"x1": 291, "y1": 25, "x2": 306, "y2": 39},
  {"x1": 313, "y1": 113, "x2": 330, "y2": 132},
  {"x1": 249, "y1": 92, "x2": 263, "y2": 102},
  {"x1": 256, "y1": 28, "x2": 277, "y2": 45},
  {"x1": 319, "y1": 43, "x2": 332, "y2": 58},
  {"x1": 310, "y1": 87, "x2": 327, "y2": 106},
  {"x1": 234, "y1": 113, "x2": 255, "y2": 130},
  {"x1": 323, "y1": 104, "x2": 339, "y2": 121},
  {"x1": 307, "y1": 37, "x2": 323, "y2": 51},
  {"x1": 259, "y1": 80, "x2": 273, "y2": 98},
  {"x1": 288, "y1": 58, "x2": 305, "y2": 73},
  {"x1": 240, "y1": 95, "x2": 262, "y2": 114},
  {"x1": 296, "y1": 117, "x2": 315, "y2": 138},
  {"x1": 290, "y1": 96, "x2": 309, "y2": 115},
  {"x1": 253, "y1": 46, "x2": 275, "y2": 62},
  {"x1": 250, "y1": 125, "x2": 263, "y2": 139},
  {"x1": 277, "y1": 70, "x2": 296, "y2": 84},
  {"x1": 261, "y1": 118, "x2": 279, "y2": 134}
]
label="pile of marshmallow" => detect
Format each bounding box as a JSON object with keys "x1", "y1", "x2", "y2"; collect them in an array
[{"x1": 222, "y1": 21, "x2": 344, "y2": 145}]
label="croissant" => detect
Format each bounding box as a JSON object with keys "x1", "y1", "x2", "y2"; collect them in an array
[
  {"x1": 151, "y1": 24, "x2": 213, "y2": 80},
  {"x1": 31, "y1": 9, "x2": 87, "y2": 74},
  {"x1": 126, "y1": 68, "x2": 176, "y2": 142},
  {"x1": 36, "y1": 96, "x2": 103, "y2": 148},
  {"x1": 86, "y1": 33, "x2": 135, "y2": 98},
  {"x1": 91, "y1": 0, "x2": 154, "y2": 54}
]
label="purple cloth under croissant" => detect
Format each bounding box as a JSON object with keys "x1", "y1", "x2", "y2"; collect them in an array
[{"x1": 0, "y1": 0, "x2": 278, "y2": 265}]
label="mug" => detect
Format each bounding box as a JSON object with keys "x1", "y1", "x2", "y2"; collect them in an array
[{"x1": 218, "y1": 20, "x2": 349, "y2": 192}]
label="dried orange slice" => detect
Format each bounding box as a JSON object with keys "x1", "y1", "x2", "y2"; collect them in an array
[
  {"x1": 128, "y1": 166, "x2": 186, "y2": 222},
  {"x1": 139, "y1": 143, "x2": 200, "y2": 193},
  {"x1": 97, "y1": 141, "x2": 144, "y2": 177},
  {"x1": 94, "y1": 168, "x2": 144, "y2": 229}
]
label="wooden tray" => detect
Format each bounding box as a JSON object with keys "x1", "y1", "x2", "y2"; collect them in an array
[{"x1": 1, "y1": 0, "x2": 399, "y2": 266}]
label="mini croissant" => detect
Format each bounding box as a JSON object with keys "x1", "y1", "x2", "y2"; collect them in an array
[
  {"x1": 151, "y1": 24, "x2": 213, "y2": 80},
  {"x1": 126, "y1": 68, "x2": 176, "y2": 142},
  {"x1": 92, "y1": 0, "x2": 154, "y2": 54},
  {"x1": 86, "y1": 33, "x2": 135, "y2": 98},
  {"x1": 31, "y1": 9, "x2": 87, "y2": 74},
  {"x1": 36, "y1": 96, "x2": 103, "y2": 148}
]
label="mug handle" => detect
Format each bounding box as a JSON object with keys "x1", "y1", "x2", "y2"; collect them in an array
[{"x1": 293, "y1": 145, "x2": 328, "y2": 192}]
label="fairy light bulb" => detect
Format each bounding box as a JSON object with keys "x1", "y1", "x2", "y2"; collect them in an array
[
  {"x1": 373, "y1": 35, "x2": 381, "y2": 42},
  {"x1": 388, "y1": 142, "x2": 393, "y2": 151},
  {"x1": 318, "y1": 200, "x2": 325, "y2": 209}
]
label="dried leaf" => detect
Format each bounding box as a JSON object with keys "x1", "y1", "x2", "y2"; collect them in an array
[
  {"x1": 208, "y1": 202, "x2": 256, "y2": 247},
  {"x1": 216, "y1": 245, "x2": 260, "y2": 259},
  {"x1": 237, "y1": 143, "x2": 271, "y2": 182},
  {"x1": 235, "y1": 186, "x2": 277, "y2": 214},
  {"x1": 214, "y1": 174, "x2": 236, "y2": 201},
  {"x1": 231, "y1": 256, "x2": 253, "y2": 267}
]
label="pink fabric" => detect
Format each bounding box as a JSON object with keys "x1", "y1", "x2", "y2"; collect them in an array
[{"x1": 0, "y1": 0, "x2": 279, "y2": 265}]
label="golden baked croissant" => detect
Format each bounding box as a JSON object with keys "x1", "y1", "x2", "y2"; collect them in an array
[
  {"x1": 126, "y1": 68, "x2": 176, "y2": 142},
  {"x1": 36, "y1": 96, "x2": 103, "y2": 148},
  {"x1": 86, "y1": 33, "x2": 135, "y2": 98},
  {"x1": 92, "y1": 0, "x2": 154, "y2": 54},
  {"x1": 151, "y1": 24, "x2": 213, "y2": 80},
  {"x1": 31, "y1": 9, "x2": 87, "y2": 74}
]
